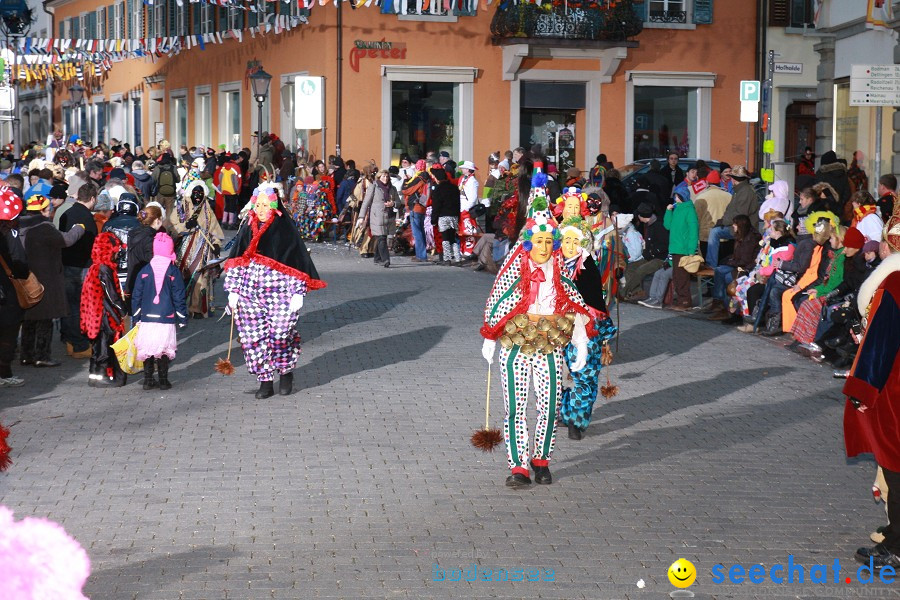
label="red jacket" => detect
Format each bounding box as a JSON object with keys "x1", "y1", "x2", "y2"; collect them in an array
[{"x1": 844, "y1": 270, "x2": 900, "y2": 471}]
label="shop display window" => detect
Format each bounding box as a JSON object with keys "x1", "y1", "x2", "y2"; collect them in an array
[
  {"x1": 633, "y1": 85, "x2": 697, "y2": 159},
  {"x1": 390, "y1": 81, "x2": 457, "y2": 163}
]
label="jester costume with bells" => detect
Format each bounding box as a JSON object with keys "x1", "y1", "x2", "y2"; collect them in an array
[
  {"x1": 171, "y1": 180, "x2": 224, "y2": 318},
  {"x1": 80, "y1": 232, "x2": 128, "y2": 387},
  {"x1": 558, "y1": 216, "x2": 618, "y2": 440},
  {"x1": 224, "y1": 186, "x2": 327, "y2": 399},
  {"x1": 481, "y1": 212, "x2": 593, "y2": 487}
]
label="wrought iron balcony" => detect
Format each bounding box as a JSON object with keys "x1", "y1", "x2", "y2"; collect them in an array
[
  {"x1": 490, "y1": 0, "x2": 643, "y2": 42},
  {"x1": 648, "y1": 10, "x2": 687, "y2": 23}
]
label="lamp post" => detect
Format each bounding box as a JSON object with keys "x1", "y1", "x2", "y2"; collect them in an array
[
  {"x1": 249, "y1": 67, "x2": 272, "y2": 161},
  {"x1": 68, "y1": 83, "x2": 84, "y2": 142}
]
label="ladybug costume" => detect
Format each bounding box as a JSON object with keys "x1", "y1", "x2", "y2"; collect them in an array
[{"x1": 80, "y1": 232, "x2": 127, "y2": 387}]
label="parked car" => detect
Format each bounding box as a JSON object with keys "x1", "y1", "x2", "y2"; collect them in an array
[{"x1": 617, "y1": 158, "x2": 767, "y2": 203}]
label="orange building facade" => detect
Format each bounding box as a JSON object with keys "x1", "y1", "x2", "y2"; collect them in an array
[{"x1": 46, "y1": 0, "x2": 758, "y2": 171}]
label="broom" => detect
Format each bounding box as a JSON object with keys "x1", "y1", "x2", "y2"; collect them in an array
[
  {"x1": 471, "y1": 364, "x2": 503, "y2": 451},
  {"x1": 215, "y1": 306, "x2": 236, "y2": 376}
]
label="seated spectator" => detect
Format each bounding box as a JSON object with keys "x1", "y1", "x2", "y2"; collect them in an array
[
  {"x1": 706, "y1": 214, "x2": 762, "y2": 320},
  {"x1": 793, "y1": 187, "x2": 826, "y2": 239},
  {"x1": 693, "y1": 168, "x2": 731, "y2": 249},
  {"x1": 624, "y1": 203, "x2": 668, "y2": 302},
  {"x1": 615, "y1": 214, "x2": 644, "y2": 297},
  {"x1": 629, "y1": 176, "x2": 661, "y2": 216},
  {"x1": 790, "y1": 226, "x2": 862, "y2": 356},
  {"x1": 780, "y1": 212, "x2": 841, "y2": 334},
  {"x1": 850, "y1": 190, "x2": 884, "y2": 242},
  {"x1": 758, "y1": 181, "x2": 793, "y2": 228},
  {"x1": 731, "y1": 219, "x2": 795, "y2": 332}
]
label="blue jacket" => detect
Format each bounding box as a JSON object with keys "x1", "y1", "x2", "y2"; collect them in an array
[{"x1": 132, "y1": 262, "x2": 188, "y2": 325}]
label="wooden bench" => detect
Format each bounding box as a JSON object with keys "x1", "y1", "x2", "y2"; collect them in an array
[{"x1": 693, "y1": 266, "x2": 715, "y2": 307}]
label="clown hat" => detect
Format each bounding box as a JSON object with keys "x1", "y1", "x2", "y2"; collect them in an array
[
  {"x1": 525, "y1": 161, "x2": 553, "y2": 221},
  {"x1": 0, "y1": 187, "x2": 22, "y2": 221}
]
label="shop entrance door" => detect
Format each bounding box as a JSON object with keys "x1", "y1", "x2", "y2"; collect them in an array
[
  {"x1": 519, "y1": 81, "x2": 586, "y2": 173},
  {"x1": 521, "y1": 110, "x2": 577, "y2": 173},
  {"x1": 785, "y1": 101, "x2": 816, "y2": 163}
]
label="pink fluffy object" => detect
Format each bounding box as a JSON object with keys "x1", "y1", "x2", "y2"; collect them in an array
[{"x1": 0, "y1": 506, "x2": 91, "y2": 599}]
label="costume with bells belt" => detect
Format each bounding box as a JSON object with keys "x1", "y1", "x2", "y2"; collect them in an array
[{"x1": 481, "y1": 212, "x2": 593, "y2": 487}]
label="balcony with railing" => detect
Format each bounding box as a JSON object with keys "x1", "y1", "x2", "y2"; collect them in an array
[
  {"x1": 648, "y1": 9, "x2": 686, "y2": 23},
  {"x1": 490, "y1": 0, "x2": 643, "y2": 44}
]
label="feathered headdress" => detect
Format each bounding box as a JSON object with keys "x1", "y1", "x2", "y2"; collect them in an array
[{"x1": 805, "y1": 210, "x2": 839, "y2": 236}]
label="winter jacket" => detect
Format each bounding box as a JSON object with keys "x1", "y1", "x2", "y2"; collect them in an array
[
  {"x1": 827, "y1": 251, "x2": 868, "y2": 299},
  {"x1": 721, "y1": 180, "x2": 760, "y2": 229},
  {"x1": 131, "y1": 170, "x2": 155, "y2": 202},
  {"x1": 780, "y1": 236, "x2": 817, "y2": 274},
  {"x1": 660, "y1": 165, "x2": 685, "y2": 192},
  {"x1": 815, "y1": 161, "x2": 851, "y2": 214},
  {"x1": 430, "y1": 181, "x2": 461, "y2": 224},
  {"x1": 59, "y1": 202, "x2": 98, "y2": 268},
  {"x1": 132, "y1": 261, "x2": 187, "y2": 326},
  {"x1": 125, "y1": 225, "x2": 172, "y2": 296},
  {"x1": 724, "y1": 230, "x2": 763, "y2": 271},
  {"x1": 0, "y1": 227, "x2": 28, "y2": 326},
  {"x1": 359, "y1": 182, "x2": 401, "y2": 237},
  {"x1": 813, "y1": 248, "x2": 845, "y2": 297},
  {"x1": 663, "y1": 200, "x2": 699, "y2": 256},
  {"x1": 256, "y1": 142, "x2": 275, "y2": 175},
  {"x1": 19, "y1": 213, "x2": 84, "y2": 321},
  {"x1": 640, "y1": 215, "x2": 669, "y2": 261},
  {"x1": 103, "y1": 213, "x2": 141, "y2": 290},
  {"x1": 335, "y1": 177, "x2": 358, "y2": 215}
]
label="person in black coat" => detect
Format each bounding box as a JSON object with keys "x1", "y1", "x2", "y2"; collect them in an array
[
  {"x1": 125, "y1": 205, "x2": 171, "y2": 298},
  {"x1": 18, "y1": 196, "x2": 85, "y2": 367},
  {"x1": 815, "y1": 151, "x2": 851, "y2": 218},
  {"x1": 430, "y1": 167, "x2": 461, "y2": 265},
  {"x1": 645, "y1": 159, "x2": 671, "y2": 203},
  {"x1": 603, "y1": 169, "x2": 630, "y2": 213},
  {"x1": 660, "y1": 153, "x2": 684, "y2": 197},
  {"x1": 0, "y1": 206, "x2": 28, "y2": 386},
  {"x1": 622, "y1": 202, "x2": 669, "y2": 299}
]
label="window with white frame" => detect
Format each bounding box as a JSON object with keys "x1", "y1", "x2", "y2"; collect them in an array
[
  {"x1": 80, "y1": 12, "x2": 90, "y2": 39},
  {"x1": 152, "y1": 2, "x2": 165, "y2": 37},
  {"x1": 170, "y1": 92, "x2": 188, "y2": 148},
  {"x1": 176, "y1": 1, "x2": 188, "y2": 36},
  {"x1": 113, "y1": 3, "x2": 124, "y2": 38},
  {"x1": 195, "y1": 87, "x2": 212, "y2": 147},
  {"x1": 648, "y1": 0, "x2": 688, "y2": 24},
  {"x1": 130, "y1": 0, "x2": 144, "y2": 38},
  {"x1": 202, "y1": 3, "x2": 213, "y2": 34},
  {"x1": 96, "y1": 8, "x2": 106, "y2": 39},
  {"x1": 219, "y1": 83, "x2": 241, "y2": 152},
  {"x1": 625, "y1": 71, "x2": 715, "y2": 163}
]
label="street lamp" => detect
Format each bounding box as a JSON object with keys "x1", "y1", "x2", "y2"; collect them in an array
[
  {"x1": 68, "y1": 83, "x2": 85, "y2": 142},
  {"x1": 249, "y1": 67, "x2": 271, "y2": 160}
]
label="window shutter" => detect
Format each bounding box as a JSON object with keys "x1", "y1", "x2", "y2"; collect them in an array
[
  {"x1": 768, "y1": 0, "x2": 789, "y2": 26},
  {"x1": 71, "y1": 15, "x2": 80, "y2": 39},
  {"x1": 248, "y1": 2, "x2": 258, "y2": 27},
  {"x1": 693, "y1": 0, "x2": 712, "y2": 24},
  {"x1": 168, "y1": 0, "x2": 176, "y2": 36},
  {"x1": 632, "y1": 0, "x2": 647, "y2": 21}
]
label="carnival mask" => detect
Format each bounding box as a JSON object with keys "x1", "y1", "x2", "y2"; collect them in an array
[
  {"x1": 812, "y1": 219, "x2": 832, "y2": 245},
  {"x1": 191, "y1": 187, "x2": 205, "y2": 206},
  {"x1": 253, "y1": 191, "x2": 277, "y2": 222},
  {"x1": 561, "y1": 195, "x2": 583, "y2": 220},
  {"x1": 530, "y1": 231, "x2": 555, "y2": 264},
  {"x1": 560, "y1": 229, "x2": 583, "y2": 259}
]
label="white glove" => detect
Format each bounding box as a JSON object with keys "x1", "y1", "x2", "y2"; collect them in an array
[
  {"x1": 289, "y1": 294, "x2": 304, "y2": 313},
  {"x1": 228, "y1": 293, "x2": 239, "y2": 309},
  {"x1": 481, "y1": 339, "x2": 497, "y2": 365},
  {"x1": 571, "y1": 341, "x2": 588, "y2": 372}
]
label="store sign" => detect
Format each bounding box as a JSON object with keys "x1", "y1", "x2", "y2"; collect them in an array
[
  {"x1": 350, "y1": 39, "x2": 407, "y2": 72},
  {"x1": 774, "y1": 62, "x2": 803, "y2": 75},
  {"x1": 294, "y1": 76, "x2": 324, "y2": 130}
]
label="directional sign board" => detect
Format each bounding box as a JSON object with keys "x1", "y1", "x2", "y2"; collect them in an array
[{"x1": 850, "y1": 65, "x2": 900, "y2": 106}]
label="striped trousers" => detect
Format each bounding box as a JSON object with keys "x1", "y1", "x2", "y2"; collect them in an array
[{"x1": 499, "y1": 344, "x2": 563, "y2": 475}]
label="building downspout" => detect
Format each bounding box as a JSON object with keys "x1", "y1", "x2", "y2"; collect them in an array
[
  {"x1": 42, "y1": 1, "x2": 55, "y2": 134},
  {"x1": 755, "y1": 0, "x2": 767, "y2": 172},
  {"x1": 335, "y1": 0, "x2": 342, "y2": 157}
]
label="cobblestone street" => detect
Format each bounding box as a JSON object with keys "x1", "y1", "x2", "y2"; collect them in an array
[{"x1": 0, "y1": 243, "x2": 896, "y2": 599}]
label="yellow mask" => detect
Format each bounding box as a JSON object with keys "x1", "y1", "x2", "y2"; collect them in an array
[
  {"x1": 562, "y1": 196, "x2": 582, "y2": 220},
  {"x1": 561, "y1": 230, "x2": 583, "y2": 259},
  {"x1": 530, "y1": 231, "x2": 555, "y2": 264}
]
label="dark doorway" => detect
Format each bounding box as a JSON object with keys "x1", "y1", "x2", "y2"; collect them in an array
[{"x1": 785, "y1": 101, "x2": 816, "y2": 163}]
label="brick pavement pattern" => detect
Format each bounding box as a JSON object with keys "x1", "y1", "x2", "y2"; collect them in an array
[{"x1": 0, "y1": 245, "x2": 895, "y2": 599}]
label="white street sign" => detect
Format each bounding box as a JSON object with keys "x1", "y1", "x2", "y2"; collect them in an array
[
  {"x1": 850, "y1": 65, "x2": 900, "y2": 106},
  {"x1": 294, "y1": 76, "x2": 324, "y2": 130},
  {"x1": 740, "y1": 100, "x2": 759, "y2": 123},
  {"x1": 0, "y1": 87, "x2": 13, "y2": 112},
  {"x1": 774, "y1": 62, "x2": 803, "y2": 75},
  {"x1": 740, "y1": 80, "x2": 760, "y2": 103}
]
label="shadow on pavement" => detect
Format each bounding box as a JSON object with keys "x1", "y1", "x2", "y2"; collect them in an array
[
  {"x1": 613, "y1": 316, "x2": 732, "y2": 366},
  {"x1": 84, "y1": 545, "x2": 241, "y2": 597}
]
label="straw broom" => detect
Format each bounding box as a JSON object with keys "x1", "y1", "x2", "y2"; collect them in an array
[
  {"x1": 215, "y1": 306, "x2": 236, "y2": 375},
  {"x1": 471, "y1": 364, "x2": 503, "y2": 451}
]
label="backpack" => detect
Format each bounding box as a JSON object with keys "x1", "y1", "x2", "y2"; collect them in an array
[
  {"x1": 157, "y1": 165, "x2": 176, "y2": 197},
  {"x1": 220, "y1": 164, "x2": 240, "y2": 195}
]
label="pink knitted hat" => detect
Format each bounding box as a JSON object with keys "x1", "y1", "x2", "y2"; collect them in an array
[{"x1": 153, "y1": 232, "x2": 175, "y2": 261}]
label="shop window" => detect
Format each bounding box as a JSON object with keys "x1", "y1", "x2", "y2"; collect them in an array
[
  {"x1": 170, "y1": 95, "x2": 187, "y2": 148},
  {"x1": 219, "y1": 84, "x2": 241, "y2": 152},
  {"x1": 390, "y1": 81, "x2": 457, "y2": 164},
  {"x1": 834, "y1": 82, "x2": 895, "y2": 186},
  {"x1": 633, "y1": 86, "x2": 698, "y2": 159},
  {"x1": 520, "y1": 82, "x2": 585, "y2": 173}
]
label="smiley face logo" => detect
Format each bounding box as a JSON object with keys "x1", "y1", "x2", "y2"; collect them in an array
[{"x1": 667, "y1": 558, "x2": 696, "y2": 588}]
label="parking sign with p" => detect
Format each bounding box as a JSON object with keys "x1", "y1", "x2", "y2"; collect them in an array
[{"x1": 740, "y1": 80, "x2": 760, "y2": 103}]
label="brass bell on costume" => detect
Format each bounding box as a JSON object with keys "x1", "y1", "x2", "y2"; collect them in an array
[
  {"x1": 522, "y1": 324, "x2": 538, "y2": 341},
  {"x1": 504, "y1": 321, "x2": 518, "y2": 335},
  {"x1": 540, "y1": 342, "x2": 556, "y2": 355},
  {"x1": 536, "y1": 318, "x2": 551, "y2": 332},
  {"x1": 499, "y1": 335, "x2": 514, "y2": 349},
  {"x1": 513, "y1": 314, "x2": 529, "y2": 328},
  {"x1": 520, "y1": 343, "x2": 536, "y2": 356},
  {"x1": 510, "y1": 333, "x2": 526, "y2": 346}
]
